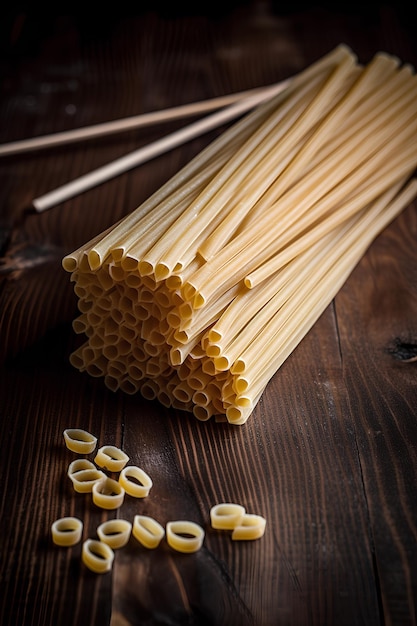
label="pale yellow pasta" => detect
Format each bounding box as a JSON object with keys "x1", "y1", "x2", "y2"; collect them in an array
[
  {"x1": 63, "y1": 428, "x2": 97, "y2": 454},
  {"x1": 182, "y1": 118, "x2": 417, "y2": 312},
  {"x1": 234, "y1": 54, "x2": 399, "y2": 237},
  {"x1": 97, "y1": 519, "x2": 132, "y2": 549},
  {"x1": 193, "y1": 403, "x2": 215, "y2": 422},
  {"x1": 67, "y1": 459, "x2": 96, "y2": 475},
  {"x1": 92, "y1": 477, "x2": 125, "y2": 510},
  {"x1": 244, "y1": 136, "x2": 417, "y2": 289},
  {"x1": 51, "y1": 517, "x2": 83, "y2": 547},
  {"x1": 132, "y1": 515, "x2": 165, "y2": 549},
  {"x1": 62, "y1": 47, "x2": 417, "y2": 425},
  {"x1": 151, "y1": 53, "x2": 356, "y2": 281},
  {"x1": 94, "y1": 445, "x2": 129, "y2": 472},
  {"x1": 166, "y1": 520, "x2": 205, "y2": 553},
  {"x1": 232, "y1": 179, "x2": 417, "y2": 385},
  {"x1": 231, "y1": 514, "x2": 266, "y2": 541},
  {"x1": 210, "y1": 503, "x2": 246, "y2": 529},
  {"x1": 203, "y1": 68, "x2": 366, "y2": 262},
  {"x1": 69, "y1": 468, "x2": 107, "y2": 493},
  {"x1": 172, "y1": 379, "x2": 194, "y2": 404},
  {"x1": 82, "y1": 539, "x2": 114, "y2": 574},
  {"x1": 81, "y1": 78, "x2": 286, "y2": 272},
  {"x1": 119, "y1": 466, "x2": 153, "y2": 498}
]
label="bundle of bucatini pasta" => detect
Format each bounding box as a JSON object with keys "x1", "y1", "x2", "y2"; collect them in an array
[{"x1": 63, "y1": 44, "x2": 417, "y2": 425}]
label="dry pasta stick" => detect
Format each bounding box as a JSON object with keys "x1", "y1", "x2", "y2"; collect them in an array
[
  {"x1": 75, "y1": 110, "x2": 264, "y2": 269},
  {"x1": 188, "y1": 57, "x2": 412, "y2": 284},
  {"x1": 208, "y1": 117, "x2": 412, "y2": 298},
  {"x1": 244, "y1": 136, "x2": 417, "y2": 289},
  {"x1": 196, "y1": 65, "x2": 363, "y2": 261},
  {"x1": 33, "y1": 82, "x2": 291, "y2": 213},
  {"x1": 231, "y1": 178, "x2": 417, "y2": 391},
  {"x1": 294, "y1": 63, "x2": 416, "y2": 186},
  {"x1": 231, "y1": 55, "x2": 410, "y2": 239},
  {"x1": 133, "y1": 49, "x2": 351, "y2": 274},
  {"x1": 223, "y1": 179, "x2": 417, "y2": 420},
  {"x1": 211, "y1": 171, "x2": 408, "y2": 353},
  {"x1": 182, "y1": 98, "x2": 417, "y2": 310},
  {"x1": 147, "y1": 50, "x2": 357, "y2": 280},
  {"x1": 173, "y1": 283, "x2": 243, "y2": 344},
  {"x1": 230, "y1": 211, "x2": 385, "y2": 387},
  {"x1": 115, "y1": 124, "x2": 279, "y2": 266},
  {"x1": 82, "y1": 76, "x2": 306, "y2": 270},
  {"x1": 85, "y1": 108, "x2": 266, "y2": 270},
  {"x1": 63, "y1": 45, "x2": 354, "y2": 272},
  {"x1": 205, "y1": 189, "x2": 369, "y2": 348},
  {"x1": 66, "y1": 47, "x2": 352, "y2": 274},
  {"x1": 118, "y1": 193, "x2": 202, "y2": 271},
  {"x1": 0, "y1": 85, "x2": 291, "y2": 157},
  {"x1": 208, "y1": 220, "x2": 356, "y2": 370}
]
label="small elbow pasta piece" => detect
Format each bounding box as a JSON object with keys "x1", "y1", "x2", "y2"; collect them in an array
[
  {"x1": 119, "y1": 466, "x2": 153, "y2": 498},
  {"x1": 166, "y1": 520, "x2": 205, "y2": 553},
  {"x1": 97, "y1": 519, "x2": 132, "y2": 549},
  {"x1": 132, "y1": 515, "x2": 165, "y2": 549},
  {"x1": 231, "y1": 514, "x2": 266, "y2": 541},
  {"x1": 92, "y1": 477, "x2": 125, "y2": 509},
  {"x1": 51, "y1": 517, "x2": 83, "y2": 547},
  {"x1": 94, "y1": 445, "x2": 129, "y2": 472},
  {"x1": 82, "y1": 538, "x2": 114, "y2": 573},
  {"x1": 210, "y1": 503, "x2": 246, "y2": 529},
  {"x1": 63, "y1": 428, "x2": 97, "y2": 454},
  {"x1": 69, "y1": 468, "x2": 106, "y2": 493},
  {"x1": 67, "y1": 459, "x2": 96, "y2": 475}
]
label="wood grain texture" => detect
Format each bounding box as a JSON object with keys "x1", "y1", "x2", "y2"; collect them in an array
[{"x1": 1, "y1": 3, "x2": 416, "y2": 625}]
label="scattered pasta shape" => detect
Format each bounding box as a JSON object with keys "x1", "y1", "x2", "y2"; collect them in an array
[
  {"x1": 166, "y1": 520, "x2": 205, "y2": 553},
  {"x1": 94, "y1": 445, "x2": 129, "y2": 472},
  {"x1": 51, "y1": 517, "x2": 83, "y2": 547},
  {"x1": 52, "y1": 429, "x2": 266, "y2": 574},
  {"x1": 62, "y1": 45, "x2": 417, "y2": 425},
  {"x1": 69, "y1": 467, "x2": 106, "y2": 493},
  {"x1": 132, "y1": 515, "x2": 165, "y2": 549},
  {"x1": 210, "y1": 503, "x2": 246, "y2": 529},
  {"x1": 119, "y1": 465, "x2": 153, "y2": 498},
  {"x1": 92, "y1": 477, "x2": 125, "y2": 509},
  {"x1": 231, "y1": 514, "x2": 267, "y2": 541},
  {"x1": 67, "y1": 459, "x2": 96, "y2": 475},
  {"x1": 82, "y1": 539, "x2": 114, "y2": 574},
  {"x1": 63, "y1": 428, "x2": 97, "y2": 454},
  {"x1": 97, "y1": 519, "x2": 132, "y2": 549}
]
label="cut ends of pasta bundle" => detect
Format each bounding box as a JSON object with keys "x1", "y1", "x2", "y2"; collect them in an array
[{"x1": 63, "y1": 44, "x2": 417, "y2": 425}]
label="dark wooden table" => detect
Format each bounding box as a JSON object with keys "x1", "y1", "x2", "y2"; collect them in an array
[{"x1": 1, "y1": 3, "x2": 416, "y2": 625}]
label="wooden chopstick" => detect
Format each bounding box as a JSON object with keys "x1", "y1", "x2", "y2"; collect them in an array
[
  {"x1": 0, "y1": 85, "x2": 284, "y2": 158},
  {"x1": 31, "y1": 81, "x2": 289, "y2": 212}
]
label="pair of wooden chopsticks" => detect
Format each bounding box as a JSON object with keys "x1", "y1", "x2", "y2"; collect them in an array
[{"x1": 0, "y1": 81, "x2": 289, "y2": 211}]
